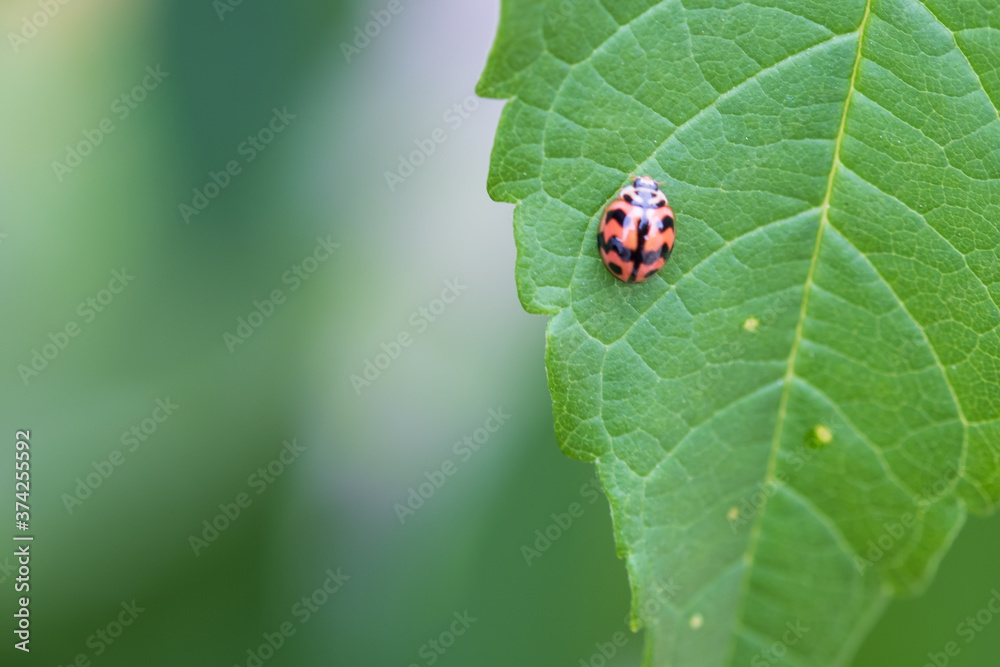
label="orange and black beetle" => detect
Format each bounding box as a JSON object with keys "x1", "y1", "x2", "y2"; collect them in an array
[{"x1": 597, "y1": 176, "x2": 676, "y2": 283}]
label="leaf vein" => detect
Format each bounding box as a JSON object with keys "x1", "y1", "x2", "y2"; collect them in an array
[{"x1": 721, "y1": 3, "x2": 872, "y2": 664}]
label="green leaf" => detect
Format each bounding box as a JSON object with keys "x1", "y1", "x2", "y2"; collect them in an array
[{"x1": 478, "y1": 0, "x2": 1000, "y2": 664}]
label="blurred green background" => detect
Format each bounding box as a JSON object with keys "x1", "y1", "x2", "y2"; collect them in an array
[{"x1": 0, "y1": 1, "x2": 998, "y2": 665}]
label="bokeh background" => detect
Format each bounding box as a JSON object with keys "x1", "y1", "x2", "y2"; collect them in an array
[{"x1": 0, "y1": 1, "x2": 998, "y2": 665}]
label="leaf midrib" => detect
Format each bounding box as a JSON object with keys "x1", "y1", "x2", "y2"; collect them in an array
[{"x1": 719, "y1": 1, "x2": 873, "y2": 664}]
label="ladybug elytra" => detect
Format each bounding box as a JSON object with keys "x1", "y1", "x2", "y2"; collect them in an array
[{"x1": 597, "y1": 176, "x2": 675, "y2": 283}]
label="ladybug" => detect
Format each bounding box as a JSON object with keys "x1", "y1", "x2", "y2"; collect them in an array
[{"x1": 597, "y1": 176, "x2": 675, "y2": 283}]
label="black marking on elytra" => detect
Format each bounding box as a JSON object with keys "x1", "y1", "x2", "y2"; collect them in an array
[
  {"x1": 605, "y1": 208, "x2": 627, "y2": 225},
  {"x1": 629, "y1": 211, "x2": 649, "y2": 282},
  {"x1": 642, "y1": 249, "x2": 661, "y2": 264},
  {"x1": 608, "y1": 261, "x2": 623, "y2": 275},
  {"x1": 657, "y1": 214, "x2": 675, "y2": 232},
  {"x1": 597, "y1": 232, "x2": 634, "y2": 262},
  {"x1": 623, "y1": 194, "x2": 634, "y2": 204}
]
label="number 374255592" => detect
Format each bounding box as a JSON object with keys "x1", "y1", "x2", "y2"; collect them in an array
[{"x1": 15, "y1": 430, "x2": 31, "y2": 529}]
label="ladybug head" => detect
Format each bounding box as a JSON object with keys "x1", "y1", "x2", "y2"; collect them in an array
[{"x1": 633, "y1": 176, "x2": 659, "y2": 192}]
